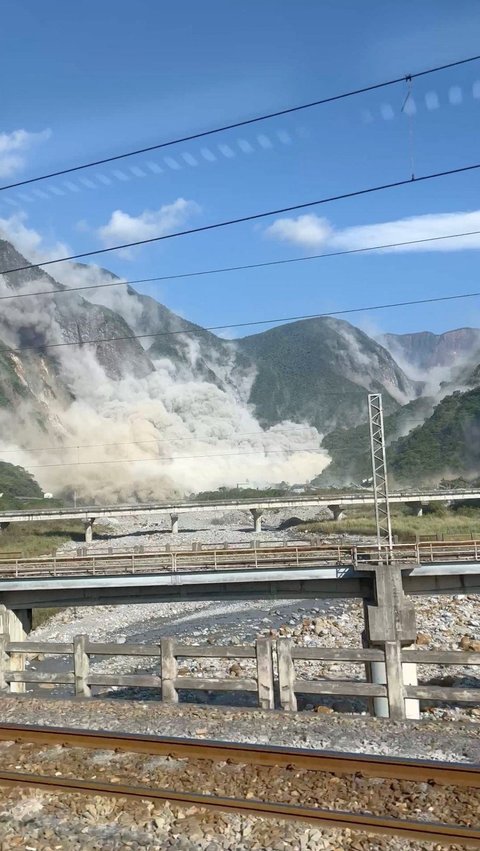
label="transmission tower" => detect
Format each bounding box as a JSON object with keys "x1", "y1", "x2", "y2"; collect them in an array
[{"x1": 368, "y1": 393, "x2": 393, "y2": 551}]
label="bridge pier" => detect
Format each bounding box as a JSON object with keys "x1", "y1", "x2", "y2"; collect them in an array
[
  {"x1": 251, "y1": 509, "x2": 263, "y2": 533},
  {"x1": 410, "y1": 501, "x2": 429, "y2": 517},
  {"x1": 328, "y1": 505, "x2": 346, "y2": 521},
  {"x1": 84, "y1": 519, "x2": 95, "y2": 545},
  {"x1": 360, "y1": 563, "x2": 420, "y2": 721},
  {"x1": 170, "y1": 514, "x2": 179, "y2": 534}
]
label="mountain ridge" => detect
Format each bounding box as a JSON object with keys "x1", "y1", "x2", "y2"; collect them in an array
[{"x1": 1, "y1": 234, "x2": 479, "y2": 497}]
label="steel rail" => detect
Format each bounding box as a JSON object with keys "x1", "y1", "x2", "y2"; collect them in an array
[
  {"x1": 0, "y1": 724, "x2": 478, "y2": 787},
  {"x1": 0, "y1": 725, "x2": 479, "y2": 846},
  {"x1": 0, "y1": 770, "x2": 479, "y2": 846}
]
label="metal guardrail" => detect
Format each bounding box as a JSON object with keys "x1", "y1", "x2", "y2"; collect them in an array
[{"x1": 2, "y1": 540, "x2": 480, "y2": 580}]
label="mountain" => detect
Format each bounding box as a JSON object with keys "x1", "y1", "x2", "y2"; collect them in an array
[
  {"x1": 381, "y1": 328, "x2": 480, "y2": 371},
  {"x1": 1, "y1": 233, "x2": 480, "y2": 499},
  {"x1": 0, "y1": 462, "x2": 44, "y2": 509},
  {"x1": 317, "y1": 396, "x2": 436, "y2": 486},
  {"x1": 388, "y1": 387, "x2": 480, "y2": 484},
  {"x1": 80, "y1": 269, "x2": 253, "y2": 397},
  {"x1": 237, "y1": 317, "x2": 419, "y2": 433},
  {"x1": 0, "y1": 241, "x2": 154, "y2": 382}
]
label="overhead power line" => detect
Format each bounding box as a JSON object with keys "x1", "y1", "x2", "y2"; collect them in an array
[
  {"x1": 2, "y1": 161, "x2": 480, "y2": 276},
  {"x1": 2, "y1": 286, "x2": 480, "y2": 356},
  {"x1": 1, "y1": 53, "x2": 479, "y2": 193},
  {"x1": 22, "y1": 446, "x2": 325, "y2": 470},
  {"x1": 0, "y1": 426, "x2": 317, "y2": 456},
  {"x1": 1, "y1": 228, "x2": 480, "y2": 303}
]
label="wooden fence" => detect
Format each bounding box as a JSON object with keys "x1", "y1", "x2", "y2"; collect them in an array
[{"x1": 0, "y1": 635, "x2": 479, "y2": 717}]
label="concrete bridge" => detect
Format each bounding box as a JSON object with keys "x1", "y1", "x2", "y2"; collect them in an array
[
  {"x1": 1, "y1": 489, "x2": 479, "y2": 541},
  {"x1": 1, "y1": 541, "x2": 480, "y2": 629},
  {"x1": 2, "y1": 542, "x2": 479, "y2": 719}
]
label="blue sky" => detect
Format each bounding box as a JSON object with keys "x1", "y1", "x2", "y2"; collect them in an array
[{"x1": 1, "y1": 0, "x2": 480, "y2": 337}]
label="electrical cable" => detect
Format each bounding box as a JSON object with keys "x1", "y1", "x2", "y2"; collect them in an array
[
  {"x1": 21, "y1": 447, "x2": 326, "y2": 470},
  {"x1": 2, "y1": 161, "x2": 480, "y2": 275},
  {"x1": 1, "y1": 53, "x2": 479, "y2": 192},
  {"x1": 1, "y1": 228, "x2": 480, "y2": 303},
  {"x1": 0, "y1": 426, "x2": 318, "y2": 456},
  {"x1": 2, "y1": 287, "x2": 480, "y2": 355}
]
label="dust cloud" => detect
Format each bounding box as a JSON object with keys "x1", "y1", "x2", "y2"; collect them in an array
[{"x1": 0, "y1": 265, "x2": 328, "y2": 504}]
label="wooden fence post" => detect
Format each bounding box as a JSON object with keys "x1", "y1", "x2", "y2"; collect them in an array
[
  {"x1": 73, "y1": 635, "x2": 91, "y2": 697},
  {"x1": 161, "y1": 638, "x2": 178, "y2": 703},
  {"x1": 276, "y1": 638, "x2": 297, "y2": 711},
  {"x1": 255, "y1": 638, "x2": 274, "y2": 709},
  {"x1": 383, "y1": 640, "x2": 406, "y2": 720},
  {"x1": 0, "y1": 634, "x2": 8, "y2": 693}
]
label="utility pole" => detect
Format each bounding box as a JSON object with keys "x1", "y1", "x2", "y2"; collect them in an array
[{"x1": 367, "y1": 393, "x2": 393, "y2": 553}]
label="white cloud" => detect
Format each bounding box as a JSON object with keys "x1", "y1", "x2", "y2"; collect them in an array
[
  {"x1": 0, "y1": 128, "x2": 51, "y2": 178},
  {"x1": 97, "y1": 198, "x2": 200, "y2": 253},
  {"x1": 0, "y1": 211, "x2": 69, "y2": 261},
  {"x1": 266, "y1": 214, "x2": 333, "y2": 249},
  {"x1": 265, "y1": 209, "x2": 480, "y2": 253}
]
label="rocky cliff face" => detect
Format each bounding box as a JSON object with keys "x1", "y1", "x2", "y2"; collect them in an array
[
  {"x1": 382, "y1": 328, "x2": 480, "y2": 372},
  {"x1": 82, "y1": 271, "x2": 254, "y2": 399},
  {"x1": 0, "y1": 242, "x2": 154, "y2": 382}
]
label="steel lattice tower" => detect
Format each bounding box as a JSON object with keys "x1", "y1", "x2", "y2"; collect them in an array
[{"x1": 368, "y1": 393, "x2": 393, "y2": 551}]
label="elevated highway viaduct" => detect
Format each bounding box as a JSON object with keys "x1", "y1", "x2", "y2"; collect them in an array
[{"x1": 1, "y1": 489, "x2": 479, "y2": 541}]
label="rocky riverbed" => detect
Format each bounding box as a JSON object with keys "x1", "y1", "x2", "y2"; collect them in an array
[
  {"x1": 1, "y1": 511, "x2": 479, "y2": 849},
  {"x1": 58, "y1": 508, "x2": 334, "y2": 554}
]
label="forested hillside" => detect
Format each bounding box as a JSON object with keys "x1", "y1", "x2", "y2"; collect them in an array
[{"x1": 389, "y1": 387, "x2": 480, "y2": 483}]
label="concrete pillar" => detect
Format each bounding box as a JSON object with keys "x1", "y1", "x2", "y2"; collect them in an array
[
  {"x1": 369, "y1": 646, "x2": 419, "y2": 719},
  {"x1": 12, "y1": 609, "x2": 32, "y2": 635},
  {"x1": 251, "y1": 508, "x2": 263, "y2": 533},
  {"x1": 359, "y1": 563, "x2": 420, "y2": 720},
  {"x1": 328, "y1": 504, "x2": 346, "y2": 521},
  {"x1": 170, "y1": 514, "x2": 179, "y2": 534},
  {"x1": 73, "y1": 634, "x2": 91, "y2": 697},
  {"x1": 84, "y1": 519, "x2": 95, "y2": 544},
  {"x1": 0, "y1": 605, "x2": 32, "y2": 694},
  {"x1": 410, "y1": 501, "x2": 428, "y2": 517}
]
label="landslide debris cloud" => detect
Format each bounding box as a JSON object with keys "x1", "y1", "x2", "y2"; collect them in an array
[{"x1": 0, "y1": 238, "x2": 327, "y2": 502}]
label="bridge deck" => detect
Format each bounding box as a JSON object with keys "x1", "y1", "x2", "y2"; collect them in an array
[
  {"x1": 1, "y1": 543, "x2": 480, "y2": 608},
  {"x1": 1, "y1": 489, "x2": 480, "y2": 523}
]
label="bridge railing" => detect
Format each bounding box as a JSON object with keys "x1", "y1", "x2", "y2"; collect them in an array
[{"x1": 1, "y1": 540, "x2": 480, "y2": 579}]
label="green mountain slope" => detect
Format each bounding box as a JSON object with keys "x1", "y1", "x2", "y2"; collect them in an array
[
  {"x1": 388, "y1": 387, "x2": 480, "y2": 484},
  {"x1": 237, "y1": 317, "x2": 418, "y2": 432},
  {"x1": 316, "y1": 396, "x2": 435, "y2": 485},
  {"x1": 0, "y1": 461, "x2": 43, "y2": 509}
]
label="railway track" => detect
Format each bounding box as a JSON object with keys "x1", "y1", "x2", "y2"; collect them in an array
[{"x1": 0, "y1": 724, "x2": 479, "y2": 846}]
